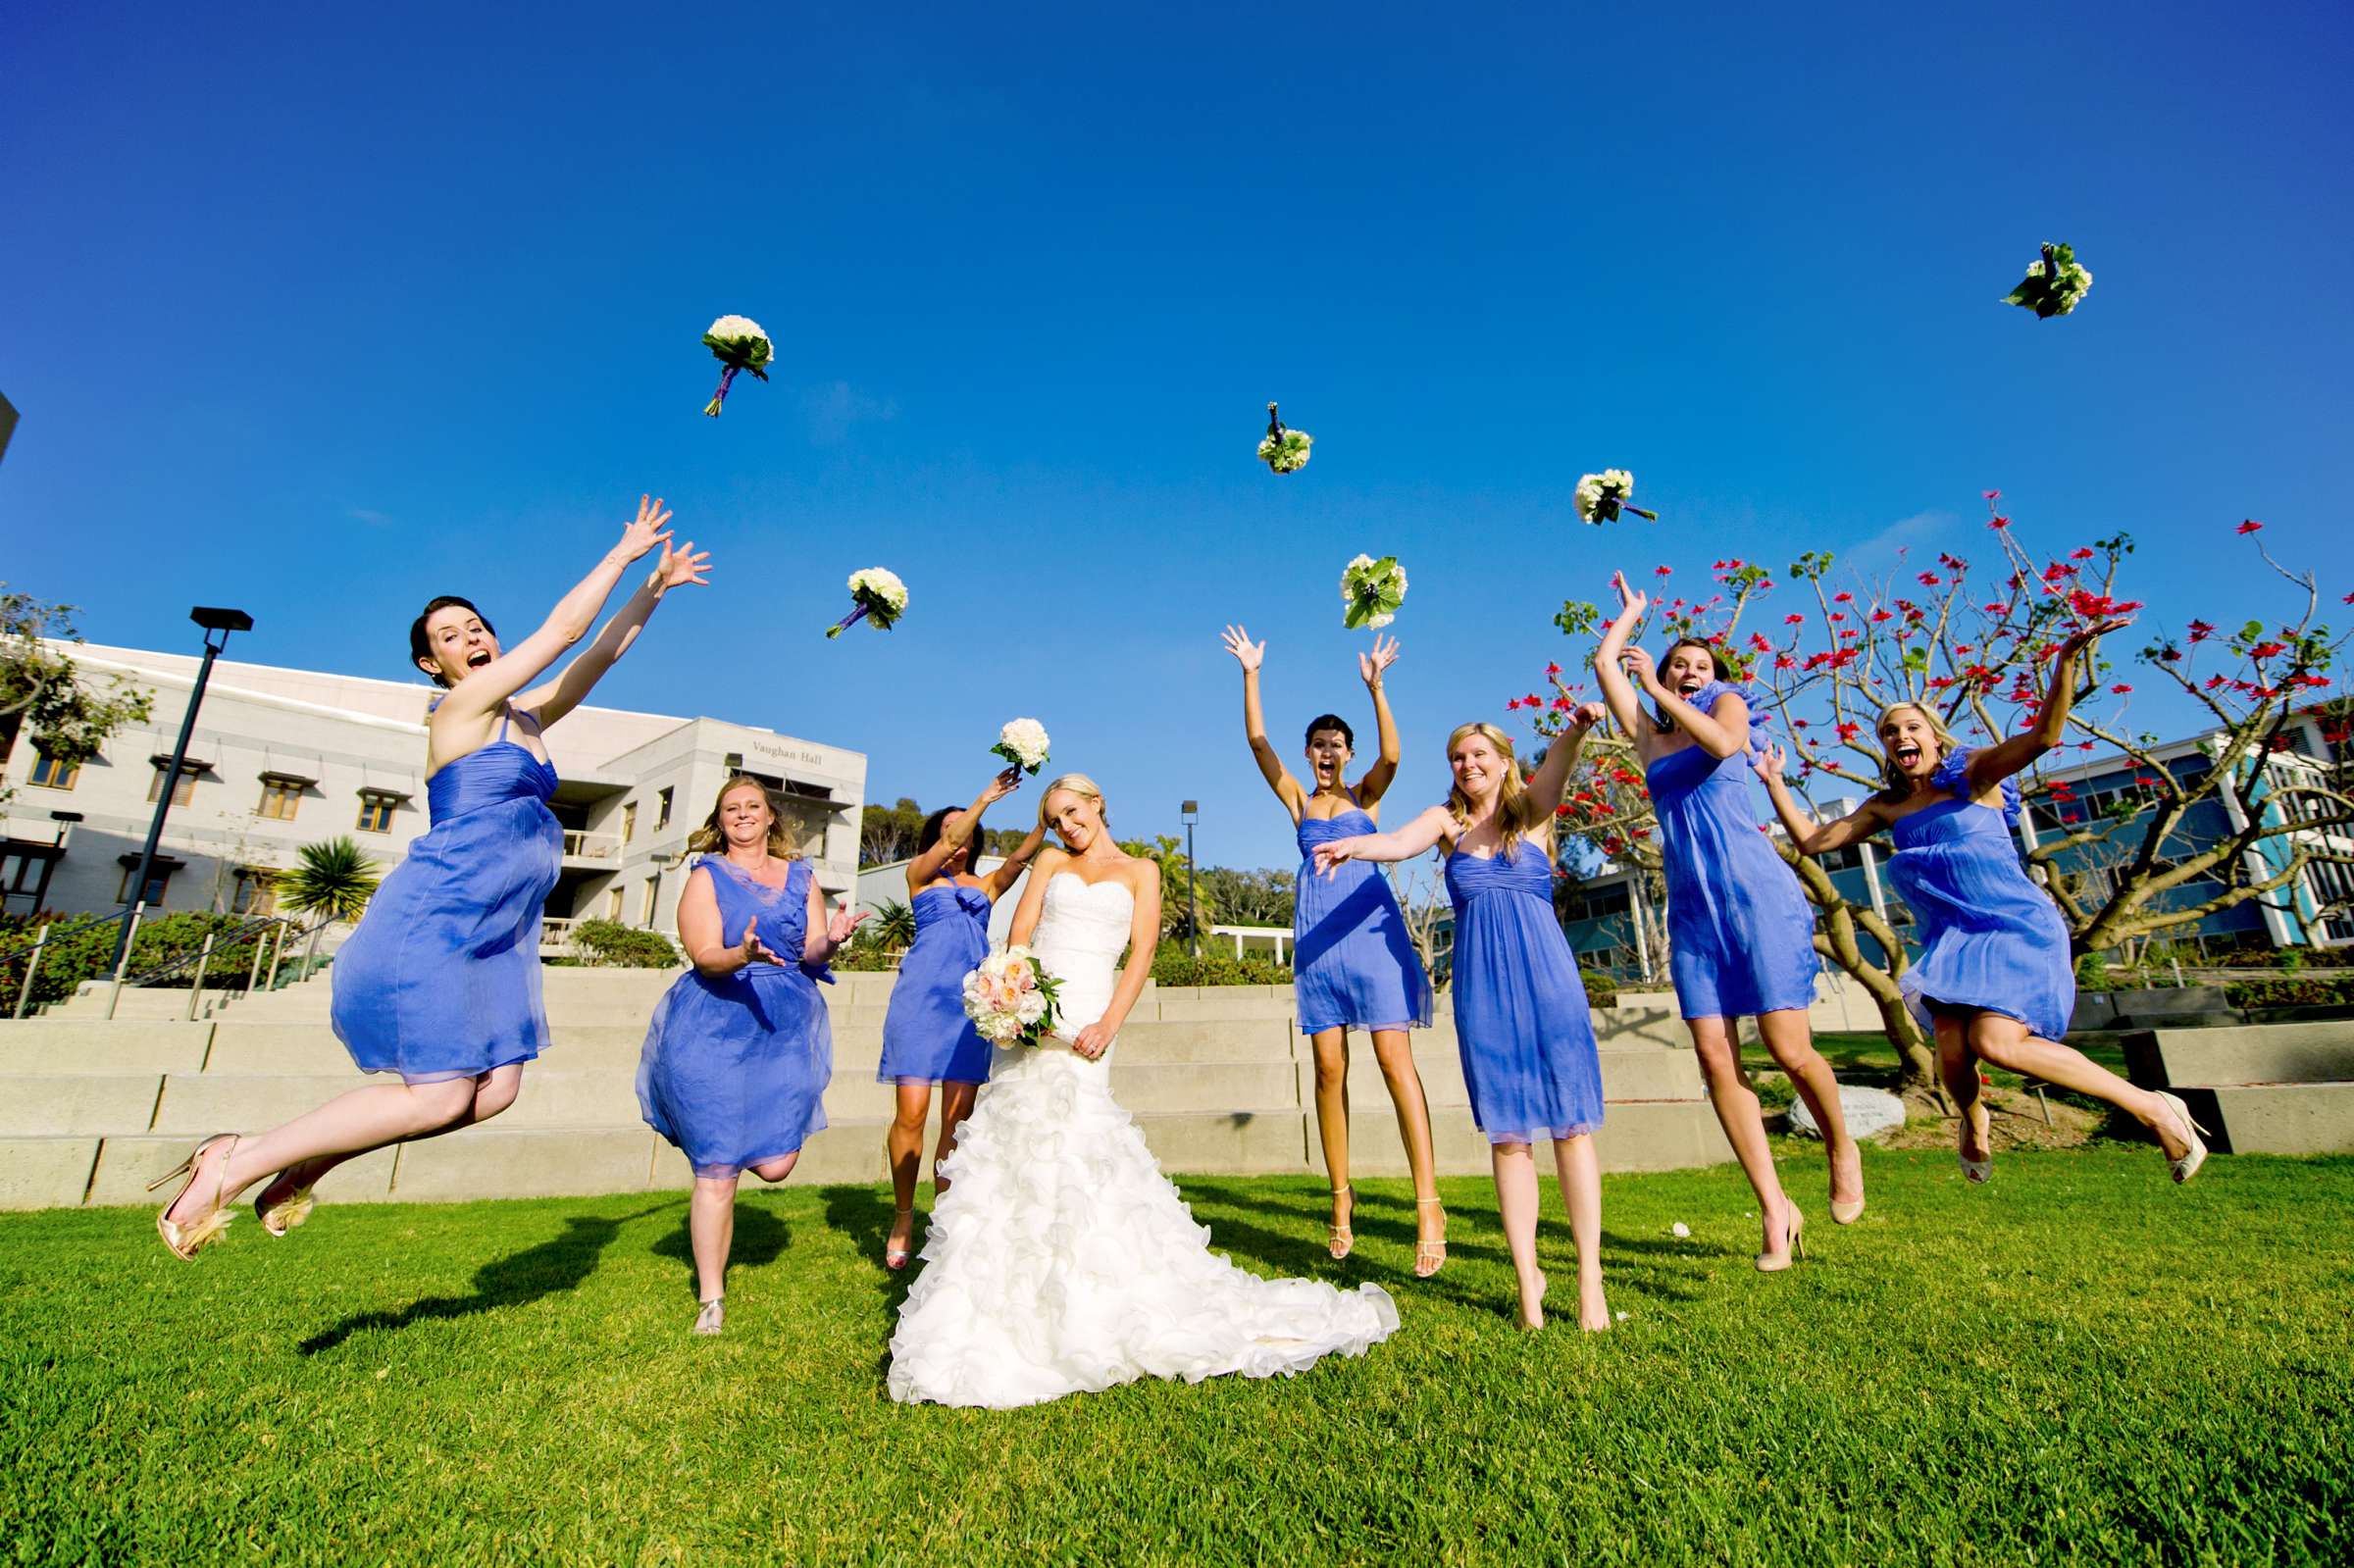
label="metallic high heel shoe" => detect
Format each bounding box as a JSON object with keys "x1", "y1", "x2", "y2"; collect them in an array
[
  {"x1": 1957, "y1": 1151, "x2": 1992, "y2": 1184},
  {"x1": 692, "y1": 1296, "x2": 725, "y2": 1336},
  {"x1": 1327, "y1": 1186, "x2": 1355, "y2": 1261},
  {"x1": 2156, "y1": 1092, "x2": 2209, "y2": 1185},
  {"x1": 1412, "y1": 1196, "x2": 1446, "y2": 1278},
  {"x1": 255, "y1": 1166, "x2": 319, "y2": 1239},
  {"x1": 149, "y1": 1133, "x2": 238, "y2": 1261},
  {"x1": 1756, "y1": 1206, "x2": 1807, "y2": 1273},
  {"x1": 883, "y1": 1207, "x2": 914, "y2": 1271}
]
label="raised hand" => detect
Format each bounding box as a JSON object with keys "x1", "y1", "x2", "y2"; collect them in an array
[
  {"x1": 1221, "y1": 625, "x2": 1265, "y2": 674},
  {"x1": 1612, "y1": 571, "x2": 1649, "y2": 622},
  {"x1": 1073, "y1": 1021, "x2": 1114, "y2": 1060},
  {"x1": 981, "y1": 766, "x2": 1024, "y2": 806},
  {"x1": 1358, "y1": 632, "x2": 1401, "y2": 686},
  {"x1": 652, "y1": 537, "x2": 712, "y2": 590},
  {"x1": 616, "y1": 494, "x2": 676, "y2": 562},
  {"x1": 825, "y1": 904, "x2": 870, "y2": 947},
  {"x1": 1620, "y1": 643, "x2": 1663, "y2": 694},
  {"x1": 2064, "y1": 615, "x2": 2136, "y2": 651},
  {"x1": 1750, "y1": 741, "x2": 1788, "y2": 783},
  {"x1": 740, "y1": 917, "x2": 786, "y2": 968},
  {"x1": 1566, "y1": 700, "x2": 1608, "y2": 731}
]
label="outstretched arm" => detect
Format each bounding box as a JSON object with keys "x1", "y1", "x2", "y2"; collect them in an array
[
  {"x1": 1753, "y1": 742, "x2": 1887, "y2": 856},
  {"x1": 907, "y1": 769, "x2": 1021, "y2": 889},
  {"x1": 520, "y1": 535, "x2": 712, "y2": 730},
  {"x1": 1072, "y1": 864, "x2": 1163, "y2": 1060},
  {"x1": 982, "y1": 822, "x2": 1049, "y2": 901},
  {"x1": 1222, "y1": 625, "x2": 1306, "y2": 820},
  {"x1": 1006, "y1": 847, "x2": 1067, "y2": 946},
  {"x1": 1965, "y1": 618, "x2": 2131, "y2": 795},
  {"x1": 1528, "y1": 702, "x2": 1609, "y2": 811},
  {"x1": 1310, "y1": 804, "x2": 1455, "y2": 875},
  {"x1": 1354, "y1": 633, "x2": 1404, "y2": 805},
  {"x1": 1594, "y1": 572, "x2": 1660, "y2": 749},
  {"x1": 802, "y1": 879, "x2": 869, "y2": 963}
]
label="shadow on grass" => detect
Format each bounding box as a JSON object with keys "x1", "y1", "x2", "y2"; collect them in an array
[
  {"x1": 817, "y1": 1185, "x2": 913, "y2": 1369},
  {"x1": 649, "y1": 1196, "x2": 792, "y2": 1301},
  {"x1": 299, "y1": 1205, "x2": 666, "y2": 1355}
]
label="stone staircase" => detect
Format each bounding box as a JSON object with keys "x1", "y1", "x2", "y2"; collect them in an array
[
  {"x1": 2123, "y1": 1020, "x2": 2354, "y2": 1156},
  {"x1": 0, "y1": 967, "x2": 1733, "y2": 1210}
]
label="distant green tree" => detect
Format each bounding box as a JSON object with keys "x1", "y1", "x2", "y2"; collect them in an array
[
  {"x1": 1120, "y1": 835, "x2": 1218, "y2": 941},
  {"x1": 859, "y1": 796, "x2": 927, "y2": 867},
  {"x1": 0, "y1": 586, "x2": 154, "y2": 805},
  {"x1": 1199, "y1": 867, "x2": 1294, "y2": 929},
  {"x1": 274, "y1": 836, "x2": 382, "y2": 979}
]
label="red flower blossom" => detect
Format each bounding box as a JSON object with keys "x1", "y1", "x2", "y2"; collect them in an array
[
  {"x1": 2070, "y1": 547, "x2": 2096, "y2": 561},
  {"x1": 1654, "y1": 565, "x2": 1673, "y2": 578},
  {"x1": 1983, "y1": 489, "x2": 2002, "y2": 501},
  {"x1": 2111, "y1": 684, "x2": 2133, "y2": 694},
  {"x1": 1545, "y1": 662, "x2": 1561, "y2": 677},
  {"x1": 2237, "y1": 520, "x2": 2264, "y2": 534},
  {"x1": 1784, "y1": 613, "x2": 1806, "y2": 625},
  {"x1": 1988, "y1": 515, "x2": 2012, "y2": 531},
  {"x1": 1833, "y1": 591, "x2": 1854, "y2": 604},
  {"x1": 2188, "y1": 620, "x2": 2216, "y2": 641},
  {"x1": 1918, "y1": 572, "x2": 1942, "y2": 586}
]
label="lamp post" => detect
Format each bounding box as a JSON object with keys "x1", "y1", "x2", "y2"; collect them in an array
[
  {"x1": 1181, "y1": 800, "x2": 1200, "y2": 961},
  {"x1": 113, "y1": 606, "x2": 253, "y2": 972}
]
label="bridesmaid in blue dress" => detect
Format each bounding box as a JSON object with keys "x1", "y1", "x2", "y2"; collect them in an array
[
  {"x1": 1757, "y1": 615, "x2": 2206, "y2": 1187},
  {"x1": 877, "y1": 768, "x2": 1045, "y2": 1269},
  {"x1": 1221, "y1": 626, "x2": 1446, "y2": 1276},
  {"x1": 640, "y1": 777, "x2": 867, "y2": 1333},
  {"x1": 151, "y1": 497, "x2": 710, "y2": 1260},
  {"x1": 1596, "y1": 573, "x2": 1862, "y2": 1271},
  {"x1": 1314, "y1": 711, "x2": 1614, "y2": 1332}
]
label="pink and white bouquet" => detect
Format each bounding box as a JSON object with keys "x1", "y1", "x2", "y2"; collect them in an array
[{"x1": 961, "y1": 945, "x2": 1062, "y2": 1046}]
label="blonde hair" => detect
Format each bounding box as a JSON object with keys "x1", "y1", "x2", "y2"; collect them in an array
[
  {"x1": 1038, "y1": 772, "x2": 1109, "y2": 833},
  {"x1": 1872, "y1": 702, "x2": 1960, "y2": 797},
  {"x1": 687, "y1": 775, "x2": 800, "y2": 859},
  {"x1": 1445, "y1": 722, "x2": 1550, "y2": 860}
]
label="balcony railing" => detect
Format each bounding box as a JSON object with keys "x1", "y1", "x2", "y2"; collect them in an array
[{"x1": 561, "y1": 831, "x2": 623, "y2": 862}]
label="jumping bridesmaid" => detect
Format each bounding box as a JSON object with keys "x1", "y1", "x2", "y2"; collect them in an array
[
  {"x1": 150, "y1": 496, "x2": 709, "y2": 1258},
  {"x1": 1314, "y1": 709, "x2": 1612, "y2": 1331},
  {"x1": 1754, "y1": 615, "x2": 2206, "y2": 1186},
  {"x1": 1596, "y1": 573, "x2": 1862, "y2": 1269},
  {"x1": 1220, "y1": 626, "x2": 1446, "y2": 1277},
  {"x1": 876, "y1": 768, "x2": 1047, "y2": 1269},
  {"x1": 638, "y1": 776, "x2": 866, "y2": 1333}
]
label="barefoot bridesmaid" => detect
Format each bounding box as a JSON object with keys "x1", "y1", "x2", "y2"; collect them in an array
[{"x1": 151, "y1": 497, "x2": 709, "y2": 1258}]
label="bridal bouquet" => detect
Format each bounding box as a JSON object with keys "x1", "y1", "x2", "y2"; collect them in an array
[
  {"x1": 2002, "y1": 242, "x2": 2093, "y2": 319},
  {"x1": 962, "y1": 945, "x2": 1062, "y2": 1045},
  {"x1": 1573, "y1": 469, "x2": 1658, "y2": 526},
  {"x1": 992, "y1": 717, "x2": 1051, "y2": 776},
  {"x1": 825, "y1": 568, "x2": 908, "y2": 638},
  {"x1": 1341, "y1": 554, "x2": 1408, "y2": 630},
  {"x1": 700, "y1": 315, "x2": 773, "y2": 417},
  {"x1": 1257, "y1": 401, "x2": 1312, "y2": 475}
]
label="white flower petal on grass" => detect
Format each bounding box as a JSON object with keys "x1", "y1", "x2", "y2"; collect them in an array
[{"x1": 1670, "y1": 1222, "x2": 1691, "y2": 1239}]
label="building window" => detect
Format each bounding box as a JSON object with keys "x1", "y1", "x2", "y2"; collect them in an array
[
  {"x1": 147, "y1": 762, "x2": 199, "y2": 806},
  {"x1": 231, "y1": 868, "x2": 279, "y2": 916},
  {"x1": 604, "y1": 885, "x2": 624, "y2": 921},
  {"x1": 640, "y1": 874, "x2": 661, "y2": 927},
  {"x1": 3, "y1": 854, "x2": 46, "y2": 897},
  {"x1": 622, "y1": 801, "x2": 638, "y2": 842},
  {"x1": 356, "y1": 791, "x2": 399, "y2": 833},
  {"x1": 258, "y1": 777, "x2": 304, "y2": 821},
  {"x1": 117, "y1": 863, "x2": 174, "y2": 906},
  {"x1": 656, "y1": 787, "x2": 674, "y2": 831},
  {"x1": 28, "y1": 749, "x2": 78, "y2": 790}
]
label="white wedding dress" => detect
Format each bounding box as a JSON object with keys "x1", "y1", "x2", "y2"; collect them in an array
[{"x1": 887, "y1": 871, "x2": 1399, "y2": 1408}]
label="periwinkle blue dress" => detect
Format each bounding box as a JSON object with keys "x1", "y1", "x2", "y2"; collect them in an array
[
  {"x1": 637, "y1": 857, "x2": 834, "y2": 1178},
  {"x1": 1294, "y1": 797, "x2": 1435, "y2": 1036},
  {"x1": 1886, "y1": 749, "x2": 2073, "y2": 1041},
  {"x1": 877, "y1": 882, "x2": 995, "y2": 1086},
  {"x1": 331, "y1": 709, "x2": 561, "y2": 1084},
  {"x1": 1445, "y1": 839, "x2": 1606, "y2": 1144},
  {"x1": 1647, "y1": 683, "x2": 1820, "y2": 1021}
]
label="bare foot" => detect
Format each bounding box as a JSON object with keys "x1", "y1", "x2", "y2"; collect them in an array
[
  {"x1": 1516, "y1": 1270, "x2": 1548, "y2": 1330},
  {"x1": 1576, "y1": 1279, "x2": 1612, "y2": 1333}
]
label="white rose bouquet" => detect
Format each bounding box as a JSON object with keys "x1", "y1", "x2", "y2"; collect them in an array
[
  {"x1": 2003, "y1": 242, "x2": 2093, "y2": 319},
  {"x1": 961, "y1": 945, "x2": 1063, "y2": 1046},
  {"x1": 992, "y1": 718, "x2": 1052, "y2": 776},
  {"x1": 1573, "y1": 469, "x2": 1657, "y2": 527},
  {"x1": 701, "y1": 315, "x2": 773, "y2": 417},
  {"x1": 825, "y1": 568, "x2": 908, "y2": 638},
  {"x1": 1257, "y1": 401, "x2": 1312, "y2": 475},
  {"x1": 1340, "y1": 554, "x2": 1408, "y2": 630}
]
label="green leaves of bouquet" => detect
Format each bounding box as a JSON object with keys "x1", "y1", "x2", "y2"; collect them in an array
[
  {"x1": 702, "y1": 315, "x2": 773, "y2": 416},
  {"x1": 826, "y1": 568, "x2": 908, "y2": 638},
  {"x1": 1573, "y1": 470, "x2": 1657, "y2": 526},
  {"x1": 1341, "y1": 554, "x2": 1407, "y2": 630},
  {"x1": 1258, "y1": 402, "x2": 1312, "y2": 475},
  {"x1": 2002, "y1": 243, "x2": 2093, "y2": 319}
]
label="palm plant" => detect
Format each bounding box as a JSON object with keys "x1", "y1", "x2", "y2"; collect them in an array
[
  {"x1": 274, "y1": 835, "x2": 382, "y2": 979},
  {"x1": 873, "y1": 898, "x2": 919, "y2": 953}
]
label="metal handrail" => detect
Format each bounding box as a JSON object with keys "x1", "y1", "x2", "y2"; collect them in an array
[
  {"x1": 0, "y1": 904, "x2": 133, "y2": 963},
  {"x1": 116, "y1": 912, "x2": 316, "y2": 988}
]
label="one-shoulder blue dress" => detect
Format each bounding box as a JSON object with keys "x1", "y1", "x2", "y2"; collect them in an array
[
  {"x1": 1445, "y1": 840, "x2": 1606, "y2": 1144},
  {"x1": 878, "y1": 882, "x2": 995, "y2": 1086},
  {"x1": 1646, "y1": 682, "x2": 1820, "y2": 1021},
  {"x1": 331, "y1": 709, "x2": 561, "y2": 1084},
  {"x1": 637, "y1": 856, "x2": 834, "y2": 1179},
  {"x1": 1886, "y1": 749, "x2": 2073, "y2": 1041},
  {"x1": 1294, "y1": 798, "x2": 1435, "y2": 1036}
]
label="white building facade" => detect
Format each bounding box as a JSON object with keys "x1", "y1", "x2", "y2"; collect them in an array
[{"x1": 0, "y1": 642, "x2": 866, "y2": 937}]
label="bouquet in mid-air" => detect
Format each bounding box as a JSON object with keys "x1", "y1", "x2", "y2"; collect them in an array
[
  {"x1": 1573, "y1": 470, "x2": 1657, "y2": 526},
  {"x1": 1340, "y1": 554, "x2": 1408, "y2": 630},
  {"x1": 825, "y1": 568, "x2": 908, "y2": 638},
  {"x1": 962, "y1": 945, "x2": 1062, "y2": 1046},
  {"x1": 2002, "y1": 242, "x2": 2093, "y2": 319},
  {"x1": 700, "y1": 315, "x2": 773, "y2": 417},
  {"x1": 992, "y1": 718, "x2": 1052, "y2": 776},
  {"x1": 1257, "y1": 401, "x2": 1312, "y2": 475}
]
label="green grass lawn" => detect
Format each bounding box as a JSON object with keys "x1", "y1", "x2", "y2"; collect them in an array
[{"x1": 5, "y1": 1149, "x2": 2349, "y2": 1566}]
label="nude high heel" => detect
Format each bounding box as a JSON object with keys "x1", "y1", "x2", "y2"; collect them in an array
[
  {"x1": 692, "y1": 1296, "x2": 725, "y2": 1336},
  {"x1": 1327, "y1": 1186, "x2": 1355, "y2": 1261},
  {"x1": 1757, "y1": 1206, "x2": 1807, "y2": 1273},
  {"x1": 2156, "y1": 1092, "x2": 2209, "y2": 1185},
  {"x1": 1413, "y1": 1196, "x2": 1446, "y2": 1278}
]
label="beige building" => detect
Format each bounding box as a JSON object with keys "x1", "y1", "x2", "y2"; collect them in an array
[{"x1": 0, "y1": 642, "x2": 865, "y2": 937}]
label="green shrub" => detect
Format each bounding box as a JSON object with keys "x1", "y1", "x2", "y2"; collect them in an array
[
  {"x1": 0, "y1": 909, "x2": 280, "y2": 1009},
  {"x1": 2074, "y1": 952, "x2": 2120, "y2": 991},
  {"x1": 1578, "y1": 968, "x2": 1619, "y2": 1009},
  {"x1": 1150, "y1": 941, "x2": 1292, "y2": 987},
  {"x1": 829, "y1": 941, "x2": 896, "y2": 973},
  {"x1": 571, "y1": 919, "x2": 679, "y2": 969},
  {"x1": 2224, "y1": 976, "x2": 2354, "y2": 1010}
]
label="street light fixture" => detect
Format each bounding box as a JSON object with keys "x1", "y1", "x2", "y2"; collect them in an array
[
  {"x1": 113, "y1": 606, "x2": 254, "y2": 971},
  {"x1": 1180, "y1": 800, "x2": 1200, "y2": 962}
]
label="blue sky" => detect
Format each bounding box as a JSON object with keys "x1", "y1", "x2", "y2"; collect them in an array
[{"x1": 5, "y1": 1, "x2": 2351, "y2": 873}]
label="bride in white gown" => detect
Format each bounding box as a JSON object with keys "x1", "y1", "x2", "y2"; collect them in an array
[{"x1": 888, "y1": 773, "x2": 1399, "y2": 1409}]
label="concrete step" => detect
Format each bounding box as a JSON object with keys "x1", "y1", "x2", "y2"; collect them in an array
[
  {"x1": 0, "y1": 1021, "x2": 217, "y2": 1076},
  {"x1": 2123, "y1": 1021, "x2": 2354, "y2": 1089},
  {"x1": 2166, "y1": 1082, "x2": 2354, "y2": 1157},
  {"x1": 0, "y1": 1137, "x2": 98, "y2": 1207}
]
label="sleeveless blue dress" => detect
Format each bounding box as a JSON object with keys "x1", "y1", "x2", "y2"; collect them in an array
[
  {"x1": 1294, "y1": 799, "x2": 1434, "y2": 1036},
  {"x1": 331, "y1": 710, "x2": 561, "y2": 1083},
  {"x1": 637, "y1": 856, "x2": 834, "y2": 1179},
  {"x1": 877, "y1": 882, "x2": 995, "y2": 1086},
  {"x1": 1886, "y1": 749, "x2": 2073, "y2": 1042},
  {"x1": 1445, "y1": 839, "x2": 1606, "y2": 1144},
  {"x1": 1646, "y1": 682, "x2": 1820, "y2": 1021}
]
